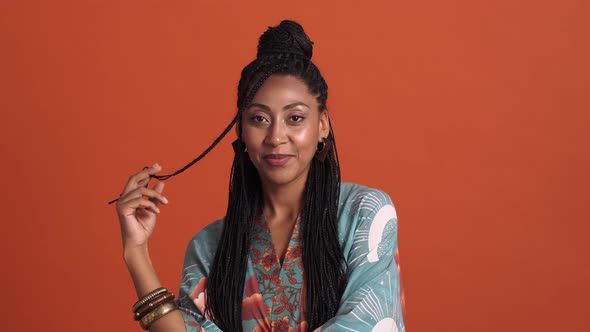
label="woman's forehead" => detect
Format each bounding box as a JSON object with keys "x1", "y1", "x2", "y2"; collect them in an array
[{"x1": 250, "y1": 75, "x2": 317, "y2": 106}]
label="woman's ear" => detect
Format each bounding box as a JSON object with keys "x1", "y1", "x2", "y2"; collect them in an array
[{"x1": 319, "y1": 111, "x2": 331, "y2": 140}]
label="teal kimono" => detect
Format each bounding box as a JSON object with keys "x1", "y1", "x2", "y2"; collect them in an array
[{"x1": 176, "y1": 182, "x2": 406, "y2": 331}]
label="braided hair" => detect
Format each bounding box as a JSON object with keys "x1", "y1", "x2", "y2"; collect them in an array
[
  {"x1": 109, "y1": 20, "x2": 346, "y2": 331},
  {"x1": 205, "y1": 20, "x2": 346, "y2": 331}
]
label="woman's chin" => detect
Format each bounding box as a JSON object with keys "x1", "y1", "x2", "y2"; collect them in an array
[
  {"x1": 261, "y1": 175, "x2": 296, "y2": 186},
  {"x1": 259, "y1": 170, "x2": 305, "y2": 187}
]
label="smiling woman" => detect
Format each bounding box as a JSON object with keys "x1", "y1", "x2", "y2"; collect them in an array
[
  {"x1": 114, "y1": 20, "x2": 405, "y2": 332},
  {"x1": 242, "y1": 75, "x2": 330, "y2": 188}
]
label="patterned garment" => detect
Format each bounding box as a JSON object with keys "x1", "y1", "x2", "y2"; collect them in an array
[{"x1": 176, "y1": 182, "x2": 406, "y2": 332}]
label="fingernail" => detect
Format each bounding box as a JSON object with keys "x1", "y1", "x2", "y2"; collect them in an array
[
  {"x1": 156, "y1": 207, "x2": 161, "y2": 213},
  {"x1": 162, "y1": 196, "x2": 169, "y2": 204}
]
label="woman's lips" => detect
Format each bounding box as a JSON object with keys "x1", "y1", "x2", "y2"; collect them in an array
[{"x1": 263, "y1": 154, "x2": 293, "y2": 166}]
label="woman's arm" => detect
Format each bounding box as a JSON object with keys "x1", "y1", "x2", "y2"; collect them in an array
[
  {"x1": 315, "y1": 188, "x2": 406, "y2": 331},
  {"x1": 125, "y1": 246, "x2": 186, "y2": 332},
  {"x1": 115, "y1": 164, "x2": 188, "y2": 331}
]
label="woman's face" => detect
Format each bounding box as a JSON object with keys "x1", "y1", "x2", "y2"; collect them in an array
[{"x1": 241, "y1": 74, "x2": 329, "y2": 188}]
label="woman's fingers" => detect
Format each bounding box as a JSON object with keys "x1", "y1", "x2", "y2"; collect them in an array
[
  {"x1": 136, "y1": 174, "x2": 152, "y2": 188},
  {"x1": 120, "y1": 185, "x2": 169, "y2": 206},
  {"x1": 149, "y1": 182, "x2": 167, "y2": 207},
  {"x1": 121, "y1": 163, "x2": 162, "y2": 197},
  {"x1": 154, "y1": 181, "x2": 165, "y2": 194},
  {"x1": 125, "y1": 197, "x2": 161, "y2": 215}
]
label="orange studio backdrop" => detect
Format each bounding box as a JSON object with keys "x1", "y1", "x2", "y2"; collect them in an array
[{"x1": 1, "y1": 1, "x2": 588, "y2": 331}]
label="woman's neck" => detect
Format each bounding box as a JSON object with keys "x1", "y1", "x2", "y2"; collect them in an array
[{"x1": 260, "y1": 177, "x2": 305, "y2": 222}]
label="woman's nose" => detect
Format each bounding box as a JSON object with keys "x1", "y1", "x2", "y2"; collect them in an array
[{"x1": 265, "y1": 120, "x2": 288, "y2": 146}]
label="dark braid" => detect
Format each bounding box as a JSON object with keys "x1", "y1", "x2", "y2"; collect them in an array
[{"x1": 302, "y1": 130, "x2": 347, "y2": 329}]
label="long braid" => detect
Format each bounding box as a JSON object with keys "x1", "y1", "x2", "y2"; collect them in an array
[{"x1": 302, "y1": 127, "x2": 346, "y2": 329}]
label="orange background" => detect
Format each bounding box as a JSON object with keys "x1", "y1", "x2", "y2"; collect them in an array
[{"x1": 1, "y1": 1, "x2": 588, "y2": 331}]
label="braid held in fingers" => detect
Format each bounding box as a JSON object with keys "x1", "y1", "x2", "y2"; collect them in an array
[{"x1": 115, "y1": 164, "x2": 170, "y2": 249}]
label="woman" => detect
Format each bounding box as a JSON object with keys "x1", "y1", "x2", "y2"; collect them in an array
[{"x1": 116, "y1": 20, "x2": 405, "y2": 331}]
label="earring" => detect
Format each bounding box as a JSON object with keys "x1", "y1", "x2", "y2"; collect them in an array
[
  {"x1": 317, "y1": 140, "x2": 326, "y2": 152},
  {"x1": 232, "y1": 139, "x2": 247, "y2": 154},
  {"x1": 315, "y1": 137, "x2": 332, "y2": 162}
]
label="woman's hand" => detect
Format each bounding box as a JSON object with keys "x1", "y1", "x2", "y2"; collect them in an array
[{"x1": 115, "y1": 163, "x2": 169, "y2": 251}]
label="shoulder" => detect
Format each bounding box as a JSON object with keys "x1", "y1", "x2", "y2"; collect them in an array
[
  {"x1": 189, "y1": 218, "x2": 225, "y2": 245},
  {"x1": 337, "y1": 182, "x2": 399, "y2": 262},
  {"x1": 338, "y1": 182, "x2": 397, "y2": 219},
  {"x1": 182, "y1": 218, "x2": 225, "y2": 262}
]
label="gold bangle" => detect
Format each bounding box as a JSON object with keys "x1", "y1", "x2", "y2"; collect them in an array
[
  {"x1": 132, "y1": 287, "x2": 168, "y2": 312},
  {"x1": 139, "y1": 301, "x2": 178, "y2": 330},
  {"x1": 134, "y1": 293, "x2": 176, "y2": 321}
]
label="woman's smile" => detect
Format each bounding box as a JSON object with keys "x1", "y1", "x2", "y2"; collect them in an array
[{"x1": 263, "y1": 154, "x2": 294, "y2": 167}]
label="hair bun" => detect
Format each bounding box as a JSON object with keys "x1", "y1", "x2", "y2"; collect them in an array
[{"x1": 256, "y1": 20, "x2": 314, "y2": 60}]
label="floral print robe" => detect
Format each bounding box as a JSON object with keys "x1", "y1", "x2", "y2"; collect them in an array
[{"x1": 176, "y1": 182, "x2": 406, "y2": 331}]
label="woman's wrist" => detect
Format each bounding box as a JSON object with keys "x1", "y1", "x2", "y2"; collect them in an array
[
  {"x1": 123, "y1": 245, "x2": 164, "y2": 299},
  {"x1": 123, "y1": 244, "x2": 150, "y2": 263}
]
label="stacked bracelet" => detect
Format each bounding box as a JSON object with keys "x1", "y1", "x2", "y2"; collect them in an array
[
  {"x1": 139, "y1": 301, "x2": 178, "y2": 330},
  {"x1": 134, "y1": 292, "x2": 175, "y2": 321},
  {"x1": 132, "y1": 287, "x2": 179, "y2": 330},
  {"x1": 132, "y1": 287, "x2": 168, "y2": 312}
]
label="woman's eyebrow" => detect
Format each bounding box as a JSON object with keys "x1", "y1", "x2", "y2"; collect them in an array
[{"x1": 247, "y1": 102, "x2": 310, "y2": 111}]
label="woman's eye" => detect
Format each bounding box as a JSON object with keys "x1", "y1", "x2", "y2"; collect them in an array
[
  {"x1": 251, "y1": 115, "x2": 267, "y2": 123},
  {"x1": 290, "y1": 115, "x2": 305, "y2": 122}
]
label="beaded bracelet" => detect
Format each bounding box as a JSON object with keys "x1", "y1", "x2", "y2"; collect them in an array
[
  {"x1": 134, "y1": 292, "x2": 175, "y2": 321},
  {"x1": 139, "y1": 300, "x2": 179, "y2": 330},
  {"x1": 132, "y1": 287, "x2": 168, "y2": 313}
]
